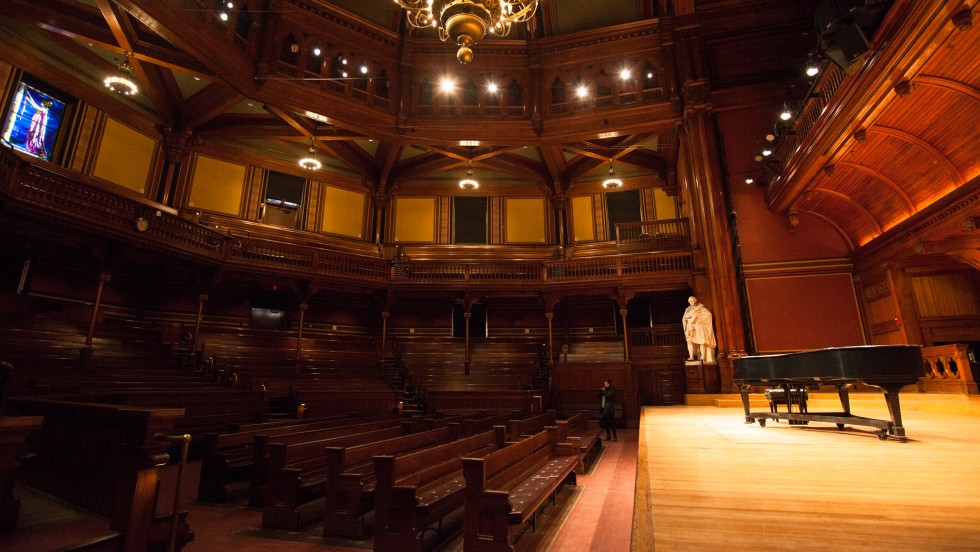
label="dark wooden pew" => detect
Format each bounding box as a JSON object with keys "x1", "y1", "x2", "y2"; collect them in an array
[
  {"x1": 320, "y1": 423, "x2": 463, "y2": 538},
  {"x1": 508, "y1": 409, "x2": 556, "y2": 440},
  {"x1": 459, "y1": 410, "x2": 521, "y2": 437},
  {"x1": 8, "y1": 398, "x2": 195, "y2": 551},
  {"x1": 461, "y1": 427, "x2": 578, "y2": 552},
  {"x1": 423, "y1": 389, "x2": 541, "y2": 416},
  {"x1": 249, "y1": 416, "x2": 413, "y2": 507},
  {"x1": 289, "y1": 388, "x2": 400, "y2": 418},
  {"x1": 0, "y1": 415, "x2": 43, "y2": 534},
  {"x1": 197, "y1": 412, "x2": 391, "y2": 503},
  {"x1": 372, "y1": 425, "x2": 508, "y2": 552},
  {"x1": 556, "y1": 410, "x2": 603, "y2": 473}
]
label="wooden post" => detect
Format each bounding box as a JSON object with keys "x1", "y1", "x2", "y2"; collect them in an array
[
  {"x1": 379, "y1": 310, "x2": 389, "y2": 361},
  {"x1": 294, "y1": 302, "x2": 307, "y2": 375},
  {"x1": 82, "y1": 273, "x2": 111, "y2": 362},
  {"x1": 191, "y1": 293, "x2": 208, "y2": 354},
  {"x1": 463, "y1": 311, "x2": 471, "y2": 375},
  {"x1": 546, "y1": 311, "x2": 554, "y2": 365},
  {"x1": 620, "y1": 307, "x2": 630, "y2": 361}
]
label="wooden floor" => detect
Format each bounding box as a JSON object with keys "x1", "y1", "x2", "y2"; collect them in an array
[
  {"x1": 632, "y1": 404, "x2": 980, "y2": 552},
  {"x1": 5, "y1": 398, "x2": 980, "y2": 552}
]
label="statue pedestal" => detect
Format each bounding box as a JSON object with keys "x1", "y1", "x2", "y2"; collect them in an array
[
  {"x1": 684, "y1": 360, "x2": 720, "y2": 394},
  {"x1": 684, "y1": 360, "x2": 705, "y2": 394}
]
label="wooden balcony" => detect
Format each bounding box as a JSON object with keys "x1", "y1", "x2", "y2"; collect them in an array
[{"x1": 0, "y1": 147, "x2": 696, "y2": 295}]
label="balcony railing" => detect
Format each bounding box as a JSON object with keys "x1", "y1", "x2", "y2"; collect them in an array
[
  {"x1": 627, "y1": 325, "x2": 686, "y2": 348},
  {"x1": 615, "y1": 219, "x2": 691, "y2": 251},
  {"x1": 0, "y1": 146, "x2": 696, "y2": 293},
  {"x1": 770, "y1": 63, "x2": 849, "y2": 185}
]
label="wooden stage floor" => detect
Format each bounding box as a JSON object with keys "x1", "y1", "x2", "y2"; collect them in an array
[{"x1": 632, "y1": 405, "x2": 980, "y2": 552}]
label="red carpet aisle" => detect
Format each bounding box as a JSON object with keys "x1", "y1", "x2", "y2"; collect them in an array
[{"x1": 548, "y1": 429, "x2": 638, "y2": 552}]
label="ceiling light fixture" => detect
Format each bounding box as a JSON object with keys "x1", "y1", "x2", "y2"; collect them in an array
[
  {"x1": 805, "y1": 52, "x2": 822, "y2": 77},
  {"x1": 602, "y1": 160, "x2": 622, "y2": 189},
  {"x1": 459, "y1": 160, "x2": 479, "y2": 190},
  {"x1": 104, "y1": 52, "x2": 139, "y2": 96},
  {"x1": 779, "y1": 102, "x2": 794, "y2": 121},
  {"x1": 298, "y1": 139, "x2": 321, "y2": 170},
  {"x1": 394, "y1": 0, "x2": 539, "y2": 64}
]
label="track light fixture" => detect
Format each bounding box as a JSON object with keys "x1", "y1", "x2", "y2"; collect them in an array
[
  {"x1": 779, "y1": 102, "x2": 794, "y2": 121},
  {"x1": 805, "y1": 52, "x2": 823, "y2": 77}
]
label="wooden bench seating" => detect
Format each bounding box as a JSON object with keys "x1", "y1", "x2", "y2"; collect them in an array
[
  {"x1": 461, "y1": 426, "x2": 578, "y2": 552},
  {"x1": 289, "y1": 388, "x2": 401, "y2": 418},
  {"x1": 320, "y1": 423, "x2": 464, "y2": 538},
  {"x1": 197, "y1": 412, "x2": 391, "y2": 503},
  {"x1": 508, "y1": 410, "x2": 556, "y2": 440},
  {"x1": 460, "y1": 410, "x2": 522, "y2": 437},
  {"x1": 424, "y1": 390, "x2": 541, "y2": 416},
  {"x1": 372, "y1": 425, "x2": 508, "y2": 552},
  {"x1": 261, "y1": 425, "x2": 419, "y2": 530},
  {"x1": 249, "y1": 415, "x2": 412, "y2": 507},
  {"x1": 8, "y1": 398, "x2": 195, "y2": 550},
  {"x1": 556, "y1": 410, "x2": 603, "y2": 473}
]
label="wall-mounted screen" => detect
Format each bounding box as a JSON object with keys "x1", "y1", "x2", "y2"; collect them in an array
[{"x1": 2, "y1": 80, "x2": 69, "y2": 161}]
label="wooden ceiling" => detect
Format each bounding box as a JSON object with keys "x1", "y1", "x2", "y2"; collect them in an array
[
  {"x1": 0, "y1": 0, "x2": 821, "y2": 194},
  {"x1": 8, "y1": 0, "x2": 971, "y2": 264}
]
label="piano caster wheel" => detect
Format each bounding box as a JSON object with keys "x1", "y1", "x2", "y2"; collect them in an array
[
  {"x1": 876, "y1": 429, "x2": 888, "y2": 441},
  {"x1": 758, "y1": 418, "x2": 766, "y2": 427},
  {"x1": 836, "y1": 423, "x2": 845, "y2": 430}
]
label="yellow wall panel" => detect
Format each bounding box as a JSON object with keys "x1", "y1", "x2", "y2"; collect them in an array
[
  {"x1": 394, "y1": 197, "x2": 435, "y2": 242},
  {"x1": 654, "y1": 188, "x2": 677, "y2": 220},
  {"x1": 505, "y1": 198, "x2": 546, "y2": 243},
  {"x1": 572, "y1": 195, "x2": 595, "y2": 242},
  {"x1": 188, "y1": 155, "x2": 246, "y2": 216},
  {"x1": 92, "y1": 117, "x2": 155, "y2": 194},
  {"x1": 321, "y1": 185, "x2": 365, "y2": 238}
]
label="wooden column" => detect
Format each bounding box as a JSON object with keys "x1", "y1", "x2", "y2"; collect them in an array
[
  {"x1": 546, "y1": 311, "x2": 554, "y2": 365},
  {"x1": 83, "y1": 272, "x2": 111, "y2": 355},
  {"x1": 463, "y1": 310, "x2": 472, "y2": 375},
  {"x1": 620, "y1": 307, "x2": 631, "y2": 361},
  {"x1": 379, "y1": 310, "x2": 389, "y2": 361},
  {"x1": 190, "y1": 293, "x2": 208, "y2": 355},
  {"x1": 293, "y1": 302, "x2": 308, "y2": 375}
]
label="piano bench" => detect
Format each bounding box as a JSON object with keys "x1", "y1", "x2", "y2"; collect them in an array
[{"x1": 765, "y1": 388, "x2": 809, "y2": 424}]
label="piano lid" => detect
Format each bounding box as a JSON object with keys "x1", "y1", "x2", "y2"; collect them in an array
[{"x1": 733, "y1": 345, "x2": 923, "y2": 383}]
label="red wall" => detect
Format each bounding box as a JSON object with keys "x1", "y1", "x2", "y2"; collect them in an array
[{"x1": 746, "y1": 273, "x2": 865, "y2": 352}]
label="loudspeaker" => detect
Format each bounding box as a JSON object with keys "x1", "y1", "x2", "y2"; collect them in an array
[{"x1": 822, "y1": 22, "x2": 870, "y2": 69}]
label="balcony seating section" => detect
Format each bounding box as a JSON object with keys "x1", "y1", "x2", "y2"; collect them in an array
[{"x1": 397, "y1": 338, "x2": 543, "y2": 393}]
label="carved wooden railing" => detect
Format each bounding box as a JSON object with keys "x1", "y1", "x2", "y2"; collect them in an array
[
  {"x1": 0, "y1": 146, "x2": 696, "y2": 292},
  {"x1": 770, "y1": 62, "x2": 849, "y2": 179},
  {"x1": 615, "y1": 219, "x2": 691, "y2": 251},
  {"x1": 919, "y1": 344, "x2": 978, "y2": 395},
  {"x1": 627, "y1": 324, "x2": 687, "y2": 348},
  {"x1": 0, "y1": 146, "x2": 225, "y2": 258}
]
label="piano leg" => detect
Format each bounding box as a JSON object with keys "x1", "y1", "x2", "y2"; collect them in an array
[
  {"x1": 739, "y1": 384, "x2": 753, "y2": 424},
  {"x1": 836, "y1": 383, "x2": 853, "y2": 415},
  {"x1": 881, "y1": 385, "x2": 907, "y2": 439}
]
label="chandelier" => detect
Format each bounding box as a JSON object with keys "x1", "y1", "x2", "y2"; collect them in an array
[
  {"x1": 393, "y1": 0, "x2": 540, "y2": 63},
  {"x1": 104, "y1": 52, "x2": 139, "y2": 96},
  {"x1": 298, "y1": 139, "x2": 321, "y2": 170},
  {"x1": 459, "y1": 160, "x2": 479, "y2": 190},
  {"x1": 602, "y1": 160, "x2": 622, "y2": 189}
]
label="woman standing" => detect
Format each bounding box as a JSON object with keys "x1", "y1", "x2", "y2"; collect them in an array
[{"x1": 598, "y1": 378, "x2": 617, "y2": 442}]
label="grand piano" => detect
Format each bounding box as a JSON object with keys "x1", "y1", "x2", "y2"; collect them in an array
[{"x1": 732, "y1": 345, "x2": 923, "y2": 440}]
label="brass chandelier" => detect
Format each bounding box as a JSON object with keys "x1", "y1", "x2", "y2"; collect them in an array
[{"x1": 393, "y1": 0, "x2": 539, "y2": 63}]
